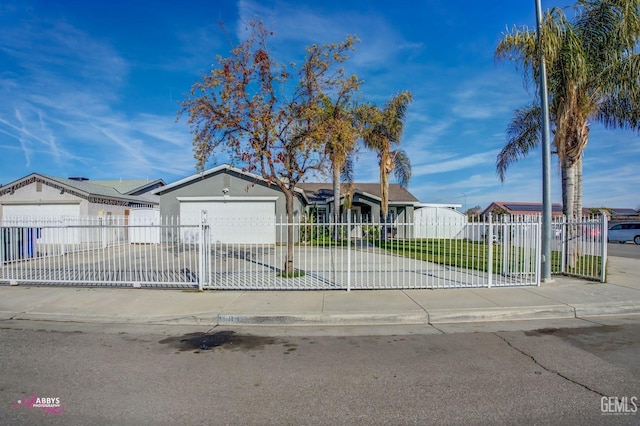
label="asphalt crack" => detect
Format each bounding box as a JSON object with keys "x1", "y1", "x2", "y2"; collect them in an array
[{"x1": 493, "y1": 332, "x2": 609, "y2": 398}]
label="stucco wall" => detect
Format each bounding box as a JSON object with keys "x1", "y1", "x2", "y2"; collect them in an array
[{"x1": 86, "y1": 203, "x2": 130, "y2": 217}]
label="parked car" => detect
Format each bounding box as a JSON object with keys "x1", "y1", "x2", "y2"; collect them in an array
[{"x1": 608, "y1": 222, "x2": 640, "y2": 245}]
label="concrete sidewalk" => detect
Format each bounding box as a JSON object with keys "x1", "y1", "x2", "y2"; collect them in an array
[{"x1": 1, "y1": 256, "x2": 638, "y2": 327}]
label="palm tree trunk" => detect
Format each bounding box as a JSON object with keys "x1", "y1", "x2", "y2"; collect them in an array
[
  {"x1": 332, "y1": 160, "x2": 342, "y2": 241},
  {"x1": 380, "y1": 151, "x2": 390, "y2": 240},
  {"x1": 380, "y1": 152, "x2": 391, "y2": 220},
  {"x1": 562, "y1": 158, "x2": 578, "y2": 270},
  {"x1": 573, "y1": 155, "x2": 583, "y2": 219}
]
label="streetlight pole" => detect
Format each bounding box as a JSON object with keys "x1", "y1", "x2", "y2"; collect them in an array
[
  {"x1": 461, "y1": 193, "x2": 467, "y2": 213},
  {"x1": 535, "y1": 0, "x2": 553, "y2": 282}
]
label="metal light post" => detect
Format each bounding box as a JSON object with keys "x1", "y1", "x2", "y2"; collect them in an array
[
  {"x1": 461, "y1": 193, "x2": 467, "y2": 213},
  {"x1": 535, "y1": 0, "x2": 553, "y2": 282}
]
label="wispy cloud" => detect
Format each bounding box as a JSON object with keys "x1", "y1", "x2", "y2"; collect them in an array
[
  {"x1": 412, "y1": 149, "x2": 500, "y2": 176},
  {"x1": 0, "y1": 9, "x2": 195, "y2": 182}
]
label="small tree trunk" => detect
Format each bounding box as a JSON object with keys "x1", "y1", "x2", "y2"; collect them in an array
[{"x1": 284, "y1": 189, "x2": 295, "y2": 274}]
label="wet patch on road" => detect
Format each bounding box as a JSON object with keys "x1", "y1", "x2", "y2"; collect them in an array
[
  {"x1": 159, "y1": 331, "x2": 280, "y2": 352},
  {"x1": 524, "y1": 324, "x2": 639, "y2": 354},
  {"x1": 525, "y1": 325, "x2": 622, "y2": 337}
]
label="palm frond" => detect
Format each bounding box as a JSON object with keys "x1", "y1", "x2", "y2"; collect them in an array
[
  {"x1": 340, "y1": 154, "x2": 355, "y2": 184},
  {"x1": 391, "y1": 149, "x2": 411, "y2": 188},
  {"x1": 341, "y1": 155, "x2": 355, "y2": 210},
  {"x1": 497, "y1": 102, "x2": 543, "y2": 182}
]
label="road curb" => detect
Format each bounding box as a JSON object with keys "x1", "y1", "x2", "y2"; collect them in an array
[
  {"x1": 4, "y1": 305, "x2": 640, "y2": 328},
  {"x1": 6, "y1": 312, "x2": 219, "y2": 326},
  {"x1": 217, "y1": 312, "x2": 431, "y2": 326},
  {"x1": 573, "y1": 303, "x2": 640, "y2": 318},
  {"x1": 427, "y1": 305, "x2": 576, "y2": 324}
]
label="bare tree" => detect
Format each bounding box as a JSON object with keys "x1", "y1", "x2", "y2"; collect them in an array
[{"x1": 180, "y1": 20, "x2": 359, "y2": 273}]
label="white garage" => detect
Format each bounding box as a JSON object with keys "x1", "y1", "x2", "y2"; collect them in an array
[
  {"x1": 178, "y1": 197, "x2": 277, "y2": 244},
  {"x1": 2, "y1": 203, "x2": 81, "y2": 245},
  {"x1": 2, "y1": 203, "x2": 80, "y2": 219}
]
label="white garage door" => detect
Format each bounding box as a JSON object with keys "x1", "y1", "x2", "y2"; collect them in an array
[
  {"x1": 3, "y1": 203, "x2": 80, "y2": 219},
  {"x1": 2, "y1": 204, "x2": 82, "y2": 244},
  {"x1": 179, "y1": 198, "x2": 276, "y2": 244}
]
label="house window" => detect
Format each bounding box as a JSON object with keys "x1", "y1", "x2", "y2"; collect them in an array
[
  {"x1": 36, "y1": 182, "x2": 42, "y2": 192},
  {"x1": 387, "y1": 207, "x2": 398, "y2": 222},
  {"x1": 316, "y1": 207, "x2": 328, "y2": 223}
]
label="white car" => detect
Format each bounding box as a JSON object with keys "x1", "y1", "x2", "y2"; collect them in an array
[{"x1": 608, "y1": 222, "x2": 640, "y2": 245}]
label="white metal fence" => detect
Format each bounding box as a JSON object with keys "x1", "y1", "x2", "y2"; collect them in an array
[
  {"x1": 0, "y1": 213, "x2": 607, "y2": 289},
  {"x1": 0, "y1": 216, "x2": 200, "y2": 288},
  {"x1": 0, "y1": 214, "x2": 548, "y2": 289},
  {"x1": 550, "y1": 215, "x2": 608, "y2": 281}
]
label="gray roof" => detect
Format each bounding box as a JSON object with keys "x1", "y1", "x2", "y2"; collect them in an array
[
  {"x1": 88, "y1": 179, "x2": 164, "y2": 195},
  {"x1": 42, "y1": 176, "x2": 147, "y2": 203},
  {"x1": 0, "y1": 174, "x2": 160, "y2": 206},
  {"x1": 298, "y1": 183, "x2": 419, "y2": 204},
  {"x1": 610, "y1": 208, "x2": 639, "y2": 216},
  {"x1": 154, "y1": 164, "x2": 307, "y2": 200}
]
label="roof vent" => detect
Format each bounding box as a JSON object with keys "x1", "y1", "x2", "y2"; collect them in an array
[{"x1": 68, "y1": 177, "x2": 89, "y2": 181}]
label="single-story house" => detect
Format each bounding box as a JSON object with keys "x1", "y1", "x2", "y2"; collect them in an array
[
  {"x1": 481, "y1": 201, "x2": 564, "y2": 218},
  {"x1": 297, "y1": 182, "x2": 419, "y2": 223},
  {"x1": 153, "y1": 165, "x2": 422, "y2": 243},
  {"x1": 583, "y1": 207, "x2": 639, "y2": 220},
  {"x1": 482, "y1": 202, "x2": 640, "y2": 220},
  {"x1": 152, "y1": 165, "x2": 308, "y2": 244},
  {"x1": 0, "y1": 173, "x2": 163, "y2": 220}
]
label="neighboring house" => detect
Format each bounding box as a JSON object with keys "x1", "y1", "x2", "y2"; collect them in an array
[
  {"x1": 481, "y1": 201, "x2": 564, "y2": 218},
  {"x1": 583, "y1": 207, "x2": 639, "y2": 220},
  {"x1": 152, "y1": 165, "x2": 308, "y2": 244},
  {"x1": 481, "y1": 202, "x2": 639, "y2": 220},
  {"x1": 297, "y1": 182, "x2": 419, "y2": 223},
  {"x1": 0, "y1": 173, "x2": 163, "y2": 220}
]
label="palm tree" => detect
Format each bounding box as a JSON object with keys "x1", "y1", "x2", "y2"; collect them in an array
[
  {"x1": 495, "y1": 0, "x2": 640, "y2": 221},
  {"x1": 362, "y1": 91, "x2": 413, "y2": 227},
  {"x1": 317, "y1": 87, "x2": 361, "y2": 239}
]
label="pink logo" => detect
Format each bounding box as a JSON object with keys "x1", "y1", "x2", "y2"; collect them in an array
[{"x1": 13, "y1": 394, "x2": 65, "y2": 415}]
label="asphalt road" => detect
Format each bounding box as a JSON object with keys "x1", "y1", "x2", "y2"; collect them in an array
[
  {"x1": 2, "y1": 319, "x2": 639, "y2": 425},
  {"x1": 608, "y1": 243, "x2": 640, "y2": 259}
]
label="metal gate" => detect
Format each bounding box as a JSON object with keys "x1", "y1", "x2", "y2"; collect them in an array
[
  {"x1": 0, "y1": 214, "x2": 548, "y2": 289},
  {"x1": 201, "y1": 214, "x2": 541, "y2": 290}
]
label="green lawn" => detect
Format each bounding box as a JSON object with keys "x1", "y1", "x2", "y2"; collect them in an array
[
  {"x1": 549, "y1": 250, "x2": 603, "y2": 280},
  {"x1": 373, "y1": 238, "x2": 602, "y2": 278},
  {"x1": 297, "y1": 235, "x2": 603, "y2": 279},
  {"x1": 373, "y1": 239, "x2": 503, "y2": 272}
]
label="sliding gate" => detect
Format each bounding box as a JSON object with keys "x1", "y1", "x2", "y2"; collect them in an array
[{"x1": 1, "y1": 215, "x2": 542, "y2": 289}]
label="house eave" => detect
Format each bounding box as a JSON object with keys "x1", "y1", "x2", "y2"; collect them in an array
[{"x1": 153, "y1": 164, "x2": 307, "y2": 200}]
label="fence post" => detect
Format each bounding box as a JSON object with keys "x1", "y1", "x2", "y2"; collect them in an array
[
  {"x1": 561, "y1": 215, "x2": 567, "y2": 274},
  {"x1": 487, "y1": 213, "x2": 493, "y2": 288},
  {"x1": 501, "y1": 216, "x2": 509, "y2": 277},
  {"x1": 198, "y1": 210, "x2": 208, "y2": 291},
  {"x1": 347, "y1": 212, "x2": 351, "y2": 292},
  {"x1": 600, "y1": 214, "x2": 608, "y2": 282},
  {"x1": 536, "y1": 215, "x2": 542, "y2": 286}
]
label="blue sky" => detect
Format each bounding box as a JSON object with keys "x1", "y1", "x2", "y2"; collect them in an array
[{"x1": 1, "y1": 0, "x2": 638, "y2": 211}]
